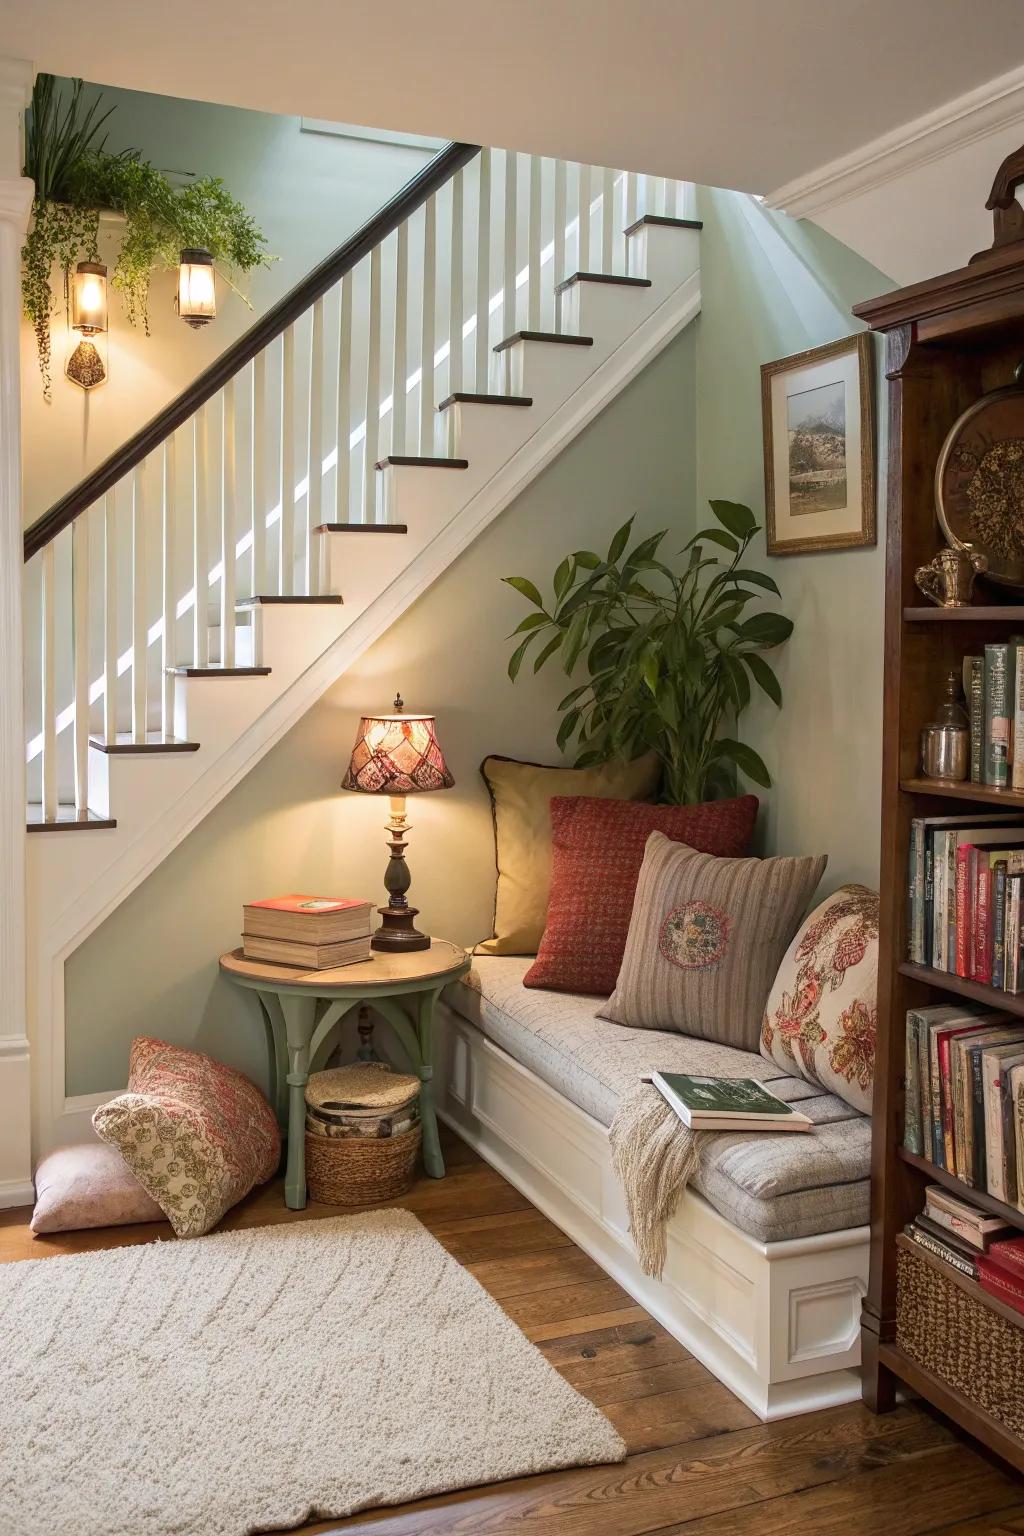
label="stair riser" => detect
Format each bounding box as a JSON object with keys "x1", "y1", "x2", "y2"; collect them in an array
[
  {"x1": 441, "y1": 401, "x2": 539, "y2": 464},
  {"x1": 557, "y1": 280, "x2": 658, "y2": 343},
  {"x1": 627, "y1": 223, "x2": 701, "y2": 288},
  {"x1": 496, "y1": 342, "x2": 595, "y2": 416}
]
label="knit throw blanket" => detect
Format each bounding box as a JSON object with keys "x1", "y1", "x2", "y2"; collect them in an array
[{"x1": 608, "y1": 1080, "x2": 704, "y2": 1280}]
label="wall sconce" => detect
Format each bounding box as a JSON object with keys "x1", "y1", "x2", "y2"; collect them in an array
[
  {"x1": 66, "y1": 260, "x2": 108, "y2": 391},
  {"x1": 177, "y1": 248, "x2": 216, "y2": 328}
]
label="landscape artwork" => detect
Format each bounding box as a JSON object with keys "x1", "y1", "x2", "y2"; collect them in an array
[{"x1": 762, "y1": 333, "x2": 875, "y2": 555}]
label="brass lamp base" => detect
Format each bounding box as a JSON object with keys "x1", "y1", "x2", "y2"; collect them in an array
[{"x1": 371, "y1": 905, "x2": 431, "y2": 953}]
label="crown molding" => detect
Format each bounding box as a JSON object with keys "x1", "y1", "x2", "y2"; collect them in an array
[{"x1": 765, "y1": 62, "x2": 1024, "y2": 220}]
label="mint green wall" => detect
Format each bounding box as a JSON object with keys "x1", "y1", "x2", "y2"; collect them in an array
[
  {"x1": 694, "y1": 187, "x2": 895, "y2": 891},
  {"x1": 64, "y1": 329, "x2": 697, "y2": 1096}
]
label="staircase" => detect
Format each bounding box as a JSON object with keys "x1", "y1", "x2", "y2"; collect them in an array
[{"x1": 21, "y1": 142, "x2": 702, "y2": 1152}]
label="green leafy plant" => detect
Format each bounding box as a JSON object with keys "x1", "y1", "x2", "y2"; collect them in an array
[
  {"x1": 503, "y1": 500, "x2": 794, "y2": 804},
  {"x1": 22, "y1": 74, "x2": 271, "y2": 398}
]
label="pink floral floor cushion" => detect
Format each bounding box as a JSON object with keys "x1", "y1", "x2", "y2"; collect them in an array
[
  {"x1": 92, "y1": 1037, "x2": 280, "y2": 1238},
  {"x1": 760, "y1": 883, "x2": 879, "y2": 1115}
]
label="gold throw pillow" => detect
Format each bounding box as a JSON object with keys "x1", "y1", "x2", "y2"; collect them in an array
[{"x1": 476, "y1": 753, "x2": 662, "y2": 956}]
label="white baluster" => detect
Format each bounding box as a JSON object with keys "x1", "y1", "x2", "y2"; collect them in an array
[
  {"x1": 392, "y1": 228, "x2": 408, "y2": 456},
  {"x1": 72, "y1": 515, "x2": 89, "y2": 810},
  {"x1": 528, "y1": 155, "x2": 542, "y2": 331},
  {"x1": 643, "y1": 173, "x2": 656, "y2": 219},
  {"x1": 336, "y1": 277, "x2": 353, "y2": 523},
  {"x1": 131, "y1": 463, "x2": 147, "y2": 740},
  {"x1": 308, "y1": 295, "x2": 325, "y2": 581},
  {"x1": 657, "y1": 176, "x2": 669, "y2": 216},
  {"x1": 475, "y1": 149, "x2": 491, "y2": 388},
  {"x1": 280, "y1": 325, "x2": 295, "y2": 595},
  {"x1": 449, "y1": 168, "x2": 464, "y2": 396},
  {"x1": 502, "y1": 151, "x2": 518, "y2": 340},
  {"x1": 553, "y1": 159, "x2": 567, "y2": 305},
  {"x1": 601, "y1": 167, "x2": 614, "y2": 273},
  {"x1": 193, "y1": 407, "x2": 210, "y2": 664},
  {"x1": 161, "y1": 436, "x2": 176, "y2": 737},
  {"x1": 103, "y1": 492, "x2": 116, "y2": 743},
  {"x1": 220, "y1": 380, "x2": 236, "y2": 663},
  {"x1": 40, "y1": 542, "x2": 56, "y2": 820},
  {"x1": 363, "y1": 252, "x2": 381, "y2": 524},
  {"x1": 251, "y1": 350, "x2": 267, "y2": 597},
  {"x1": 578, "y1": 163, "x2": 592, "y2": 273},
  {"x1": 419, "y1": 195, "x2": 436, "y2": 454},
  {"x1": 625, "y1": 170, "x2": 638, "y2": 230}
]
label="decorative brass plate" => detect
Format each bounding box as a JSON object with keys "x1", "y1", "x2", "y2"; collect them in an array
[{"x1": 936, "y1": 377, "x2": 1024, "y2": 588}]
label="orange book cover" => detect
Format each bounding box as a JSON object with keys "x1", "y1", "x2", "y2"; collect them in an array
[{"x1": 246, "y1": 895, "x2": 370, "y2": 915}]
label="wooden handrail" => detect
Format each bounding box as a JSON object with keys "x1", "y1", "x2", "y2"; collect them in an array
[{"x1": 23, "y1": 141, "x2": 481, "y2": 562}]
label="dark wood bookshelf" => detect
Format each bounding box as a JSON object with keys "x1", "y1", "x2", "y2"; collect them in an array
[
  {"x1": 854, "y1": 158, "x2": 1024, "y2": 1472},
  {"x1": 895, "y1": 1232, "x2": 1024, "y2": 1330},
  {"x1": 897, "y1": 1147, "x2": 1024, "y2": 1234}
]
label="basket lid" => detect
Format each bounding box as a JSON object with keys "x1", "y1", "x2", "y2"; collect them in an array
[{"x1": 305, "y1": 1063, "x2": 420, "y2": 1113}]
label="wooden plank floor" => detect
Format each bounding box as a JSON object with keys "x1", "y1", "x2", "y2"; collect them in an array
[{"x1": 2, "y1": 1127, "x2": 1023, "y2": 1535}]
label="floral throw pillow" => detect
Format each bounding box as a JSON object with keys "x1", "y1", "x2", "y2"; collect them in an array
[
  {"x1": 760, "y1": 884, "x2": 879, "y2": 1115},
  {"x1": 93, "y1": 1037, "x2": 280, "y2": 1238}
]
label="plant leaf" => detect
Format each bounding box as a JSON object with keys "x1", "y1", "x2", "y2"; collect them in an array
[
  {"x1": 711, "y1": 737, "x2": 772, "y2": 787},
  {"x1": 508, "y1": 612, "x2": 549, "y2": 636},
  {"x1": 727, "y1": 567, "x2": 781, "y2": 596},
  {"x1": 642, "y1": 653, "x2": 659, "y2": 696},
  {"x1": 507, "y1": 633, "x2": 537, "y2": 682},
  {"x1": 708, "y1": 499, "x2": 758, "y2": 539},
  {"x1": 744, "y1": 652, "x2": 782, "y2": 706},
  {"x1": 682, "y1": 526, "x2": 737, "y2": 554},
  {"x1": 573, "y1": 549, "x2": 603, "y2": 570},
  {"x1": 503, "y1": 575, "x2": 545, "y2": 608},
  {"x1": 607, "y1": 515, "x2": 636, "y2": 565},
  {"x1": 558, "y1": 683, "x2": 591, "y2": 710},
  {"x1": 533, "y1": 633, "x2": 563, "y2": 673},
  {"x1": 733, "y1": 612, "x2": 794, "y2": 648},
  {"x1": 553, "y1": 556, "x2": 575, "y2": 603},
  {"x1": 556, "y1": 708, "x2": 581, "y2": 751}
]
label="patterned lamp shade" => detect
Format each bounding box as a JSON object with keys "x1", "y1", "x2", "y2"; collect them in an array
[{"x1": 342, "y1": 695, "x2": 454, "y2": 795}]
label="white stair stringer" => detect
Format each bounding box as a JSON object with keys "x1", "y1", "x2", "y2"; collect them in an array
[{"x1": 30, "y1": 224, "x2": 700, "y2": 1155}]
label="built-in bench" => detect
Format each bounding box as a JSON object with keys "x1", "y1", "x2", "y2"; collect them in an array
[{"x1": 436, "y1": 957, "x2": 870, "y2": 1421}]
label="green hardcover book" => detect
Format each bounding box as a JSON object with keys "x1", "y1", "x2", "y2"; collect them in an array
[
  {"x1": 904, "y1": 1010, "x2": 925, "y2": 1156},
  {"x1": 967, "y1": 655, "x2": 985, "y2": 784},
  {"x1": 648, "y1": 1073, "x2": 812, "y2": 1132},
  {"x1": 985, "y1": 643, "x2": 1011, "y2": 787}
]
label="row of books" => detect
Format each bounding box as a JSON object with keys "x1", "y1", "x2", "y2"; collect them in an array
[
  {"x1": 907, "y1": 812, "x2": 1024, "y2": 989},
  {"x1": 904, "y1": 1004, "x2": 1024, "y2": 1207},
  {"x1": 904, "y1": 1184, "x2": 1024, "y2": 1314},
  {"x1": 965, "y1": 642, "x2": 1024, "y2": 788},
  {"x1": 242, "y1": 894, "x2": 374, "y2": 969}
]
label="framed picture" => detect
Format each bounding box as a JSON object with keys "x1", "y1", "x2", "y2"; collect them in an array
[{"x1": 761, "y1": 333, "x2": 875, "y2": 556}]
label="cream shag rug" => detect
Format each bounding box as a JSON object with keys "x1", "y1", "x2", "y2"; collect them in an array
[{"x1": 0, "y1": 1209, "x2": 624, "y2": 1536}]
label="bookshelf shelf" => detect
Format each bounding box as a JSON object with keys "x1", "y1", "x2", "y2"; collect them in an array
[
  {"x1": 900, "y1": 778, "x2": 1024, "y2": 807},
  {"x1": 904, "y1": 606, "x2": 1024, "y2": 623},
  {"x1": 855, "y1": 182, "x2": 1024, "y2": 1473},
  {"x1": 897, "y1": 1146, "x2": 1024, "y2": 1235},
  {"x1": 898, "y1": 960, "x2": 1024, "y2": 1019}
]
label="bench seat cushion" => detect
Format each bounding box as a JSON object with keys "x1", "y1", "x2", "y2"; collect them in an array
[{"x1": 445, "y1": 957, "x2": 869, "y2": 1245}]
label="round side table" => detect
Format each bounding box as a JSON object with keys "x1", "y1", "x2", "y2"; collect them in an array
[{"x1": 220, "y1": 939, "x2": 470, "y2": 1209}]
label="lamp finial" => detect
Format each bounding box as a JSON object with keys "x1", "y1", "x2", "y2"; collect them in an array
[{"x1": 393, "y1": 692, "x2": 404, "y2": 712}]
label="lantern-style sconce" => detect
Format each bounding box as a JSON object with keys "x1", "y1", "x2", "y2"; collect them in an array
[
  {"x1": 177, "y1": 248, "x2": 216, "y2": 328},
  {"x1": 66, "y1": 260, "x2": 108, "y2": 391}
]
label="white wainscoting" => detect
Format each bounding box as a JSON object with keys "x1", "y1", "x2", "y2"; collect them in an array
[{"x1": 435, "y1": 1003, "x2": 868, "y2": 1421}]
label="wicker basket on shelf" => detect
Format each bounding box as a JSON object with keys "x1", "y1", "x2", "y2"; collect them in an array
[{"x1": 304, "y1": 1063, "x2": 421, "y2": 1205}]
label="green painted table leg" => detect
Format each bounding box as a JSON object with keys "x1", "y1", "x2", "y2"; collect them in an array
[
  {"x1": 280, "y1": 992, "x2": 318, "y2": 1210},
  {"x1": 372, "y1": 989, "x2": 445, "y2": 1179}
]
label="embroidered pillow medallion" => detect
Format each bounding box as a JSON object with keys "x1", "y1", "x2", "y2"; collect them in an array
[
  {"x1": 599, "y1": 833, "x2": 827, "y2": 1051},
  {"x1": 760, "y1": 883, "x2": 879, "y2": 1114},
  {"x1": 523, "y1": 793, "x2": 758, "y2": 995}
]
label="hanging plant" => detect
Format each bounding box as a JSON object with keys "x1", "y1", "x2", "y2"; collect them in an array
[{"x1": 22, "y1": 74, "x2": 271, "y2": 398}]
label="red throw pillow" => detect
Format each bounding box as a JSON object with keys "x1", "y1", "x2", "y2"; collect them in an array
[{"x1": 523, "y1": 794, "x2": 758, "y2": 996}]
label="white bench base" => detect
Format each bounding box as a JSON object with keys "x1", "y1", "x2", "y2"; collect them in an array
[{"x1": 435, "y1": 1002, "x2": 868, "y2": 1422}]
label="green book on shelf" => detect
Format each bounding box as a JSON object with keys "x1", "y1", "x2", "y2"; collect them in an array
[{"x1": 647, "y1": 1073, "x2": 812, "y2": 1132}]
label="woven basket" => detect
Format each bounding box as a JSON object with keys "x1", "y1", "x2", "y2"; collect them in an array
[
  {"x1": 305, "y1": 1122, "x2": 421, "y2": 1205},
  {"x1": 896, "y1": 1244, "x2": 1024, "y2": 1437}
]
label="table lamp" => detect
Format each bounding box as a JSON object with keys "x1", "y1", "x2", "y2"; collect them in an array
[{"x1": 342, "y1": 694, "x2": 454, "y2": 952}]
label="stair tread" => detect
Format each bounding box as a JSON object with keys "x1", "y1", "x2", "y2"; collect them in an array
[
  {"x1": 237, "y1": 595, "x2": 343, "y2": 606},
  {"x1": 375, "y1": 456, "x2": 469, "y2": 470},
  {"x1": 493, "y1": 330, "x2": 594, "y2": 353},
  {"x1": 554, "y1": 271, "x2": 653, "y2": 295},
  {"x1": 438, "y1": 392, "x2": 533, "y2": 410},
  {"x1": 623, "y1": 213, "x2": 703, "y2": 238},
  {"x1": 169, "y1": 666, "x2": 272, "y2": 677},
  {"x1": 90, "y1": 733, "x2": 199, "y2": 754},
  {"x1": 315, "y1": 522, "x2": 408, "y2": 534},
  {"x1": 27, "y1": 805, "x2": 117, "y2": 831}
]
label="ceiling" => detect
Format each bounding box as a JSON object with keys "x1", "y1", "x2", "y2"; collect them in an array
[{"x1": 4, "y1": 0, "x2": 1024, "y2": 194}]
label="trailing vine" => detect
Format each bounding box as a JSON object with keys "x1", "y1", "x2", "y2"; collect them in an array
[{"x1": 22, "y1": 74, "x2": 271, "y2": 399}]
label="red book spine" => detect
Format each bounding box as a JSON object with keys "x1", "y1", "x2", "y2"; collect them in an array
[
  {"x1": 987, "y1": 1235, "x2": 1024, "y2": 1280},
  {"x1": 975, "y1": 860, "x2": 992, "y2": 985},
  {"x1": 955, "y1": 845, "x2": 972, "y2": 978},
  {"x1": 939, "y1": 1033, "x2": 957, "y2": 1170},
  {"x1": 978, "y1": 1254, "x2": 1024, "y2": 1315}
]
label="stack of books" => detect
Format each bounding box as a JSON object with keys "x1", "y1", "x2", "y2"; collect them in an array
[
  {"x1": 978, "y1": 1231, "x2": 1024, "y2": 1315},
  {"x1": 906, "y1": 812, "x2": 1024, "y2": 988},
  {"x1": 904, "y1": 1005, "x2": 1024, "y2": 1204},
  {"x1": 242, "y1": 895, "x2": 373, "y2": 969},
  {"x1": 904, "y1": 1185, "x2": 1014, "y2": 1281},
  {"x1": 965, "y1": 641, "x2": 1024, "y2": 790}
]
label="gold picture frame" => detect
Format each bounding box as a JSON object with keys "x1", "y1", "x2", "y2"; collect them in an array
[{"x1": 761, "y1": 333, "x2": 875, "y2": 556}]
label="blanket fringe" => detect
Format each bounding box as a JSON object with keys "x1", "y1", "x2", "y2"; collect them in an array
[{"x1": 608, "y1": 1081, "x2": 701, "y2": 1280}]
